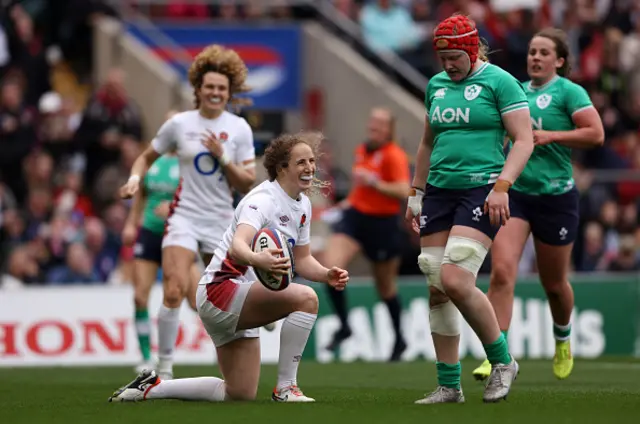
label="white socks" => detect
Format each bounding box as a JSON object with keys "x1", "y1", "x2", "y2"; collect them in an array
[
  {"x1": 147, "y1": 377, "x2": 226, "y2": 401},
  {"x1": 157, "y1": 305, "x2": 181, "y2": 374},
  {"x1": 276, "y1": 311, "x2": 317, "y2": 391}
]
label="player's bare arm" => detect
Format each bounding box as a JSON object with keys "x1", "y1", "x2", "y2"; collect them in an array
[
  {"x1": 292, "y1": 244, "x2": 348, "y2": 289},
  {"x1": 122, "y1": 185, "x2": 147, "y2": 246},
  {"x1": 535, "y1": 107, "x2": 604, "y2": 148},
  {"x1": 411, "y1": 118, "x2": 434, "y2": 191},
  {"x1": 406, "y1": 118, "x2": 434, "y2": 226},
  {"x1": 500, "y1": 108, "x2": 534, "y2": 184},
  {"x1": 120, "y1": 145, "x2": 161, "y2": 199}
]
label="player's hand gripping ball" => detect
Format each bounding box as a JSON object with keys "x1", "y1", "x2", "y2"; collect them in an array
[{"x1": 251, "y1": 227, "x2": 294, "y2": 291}]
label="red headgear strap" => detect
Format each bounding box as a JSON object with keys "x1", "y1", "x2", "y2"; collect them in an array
[{"x1": 433, "y1": 15, "x2": 480, "y2": 65}]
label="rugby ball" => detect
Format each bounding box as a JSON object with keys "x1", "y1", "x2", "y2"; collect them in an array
[{"x1": 250, "y1": 227, "x2": 294, "y2": 291}]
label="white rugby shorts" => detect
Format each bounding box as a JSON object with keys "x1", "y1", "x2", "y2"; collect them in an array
[
  {"x1": 163, "y1": 213, "x2": 229, "y2": 254},
  {"x1": 196, "y1": 277, "x2": 259, "y2": 347}
]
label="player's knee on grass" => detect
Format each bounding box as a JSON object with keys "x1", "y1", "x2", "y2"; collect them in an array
[
  {"x1": 296, "y1": 286, "x2": 319, "y2": 314},
  {"x1": 225, "y1": 382, "x2": 257, "y2": 401}
]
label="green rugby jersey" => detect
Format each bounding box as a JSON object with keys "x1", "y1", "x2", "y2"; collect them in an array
[
  {"x1": 142, "y1": 155, "x2": 180, "y2": 234},
  {"x1": 425, "y1": 62, "x2": 528, "y2": 189},
  {"x1": 512, "y1": 75, "x2": 593, "y2": 195}
]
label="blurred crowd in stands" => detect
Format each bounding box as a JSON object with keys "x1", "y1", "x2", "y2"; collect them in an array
[{"x1": 0, "y1": 0, "x2": 638, "y2": 288}]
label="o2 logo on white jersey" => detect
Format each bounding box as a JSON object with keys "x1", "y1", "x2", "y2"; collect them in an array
[{"x1": 193, "y1": 152, "x2": 220, "y2": 176}]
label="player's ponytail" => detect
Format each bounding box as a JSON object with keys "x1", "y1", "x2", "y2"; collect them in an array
[{"x1": 478, "y1": 38, "x2": 490, "y2": 62}]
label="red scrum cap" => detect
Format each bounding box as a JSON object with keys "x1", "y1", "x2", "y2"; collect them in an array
[{"x1": 433, "y1": 14, "x2": 480, "y2": 65}]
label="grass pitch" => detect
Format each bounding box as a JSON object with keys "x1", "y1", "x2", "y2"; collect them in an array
[{"x1": 1, "y1": 359, "x2": 639, "y2": 424}]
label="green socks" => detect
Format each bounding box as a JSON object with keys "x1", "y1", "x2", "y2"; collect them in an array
[
  {"x1": 484, "y1": 332, "x2": 512, "y2": 365},
  {"x1": 553, "y1": 322, "x2": 571, "y2": 342},
  {"x1": 135, "y1": 309, "x2": 151, "y2": 361},
  {"x1": 436, "y1": 361, "x2": 461, "y2": 390}
]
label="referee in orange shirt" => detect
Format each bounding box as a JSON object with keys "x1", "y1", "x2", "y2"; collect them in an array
[{"x1": 323, "y1": 107, "x2": 411, "y2": 361}]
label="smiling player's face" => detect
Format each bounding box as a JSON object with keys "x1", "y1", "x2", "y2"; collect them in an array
[
  {"x1": 198, "y1": 72, "x2": 230, "y2": 114},
  {"x1": 527, "y1": 36, "x2": 564, "y2": 84},
  {"x1": 280, "y1": 143, "x2": 316, "y2": 196},
  {"x1": 437, "y1": 51, "x2": 470, "y2": 81}
]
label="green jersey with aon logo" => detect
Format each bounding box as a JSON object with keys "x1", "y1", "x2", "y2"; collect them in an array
[
  {"x1": 512, "y1": 76, "x2": 593, "y2": 195},
  {"x1": 142, "y1": 155, "x2": 180, "y2": 234},
  {"x1": 425, "y1": 62, "x2": 528, "y2": 189}
]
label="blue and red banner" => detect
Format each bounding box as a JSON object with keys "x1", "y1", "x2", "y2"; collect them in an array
[{"x1": 127, "y1": 23, "x2": 301, "y2": 109}]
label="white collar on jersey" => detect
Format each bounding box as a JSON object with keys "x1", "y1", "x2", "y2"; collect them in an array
[
  {"x1": 527, "y1": 75, "x2": 560, "y2": 92},
  {"x1": 273, "y1": 179, "x2": 303, "y2": 204}
]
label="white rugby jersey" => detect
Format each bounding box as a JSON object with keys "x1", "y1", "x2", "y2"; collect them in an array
[
  {"x1": 151, "y1": 110, "x2": 255, "y2": 223},
  {"x1": 201, "y1": 180, "x2": 312, "y2": 285}
]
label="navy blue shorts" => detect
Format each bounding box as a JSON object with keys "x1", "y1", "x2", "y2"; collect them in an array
[
  {"x1": 133, "y1": 227, "x2": 163, "y2": 264},
  {"x1": 510, "y1": 187, "x2": 579, "y2": 246},
  {"x1": 332, "y1": 207, "x2": 402, "y2": 262},
  {"x1": 419, "y1": 184, "x2": 499, "y2": 239}
]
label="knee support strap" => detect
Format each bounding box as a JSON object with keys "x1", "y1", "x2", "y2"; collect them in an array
[
  {"x1": 429, "y1": 300, "x2": 461, "y2": 336},
  {"x1": 418, "y1": 247, "x2": 445, "y2": 292},
  {"x1": 442, "y1": 236, "x2": 488, "y2": 278}
]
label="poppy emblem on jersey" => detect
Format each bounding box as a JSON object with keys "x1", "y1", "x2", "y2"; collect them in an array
[
  {"x1": 435, "y1": 39, "x2": 449, "y2": 48},
  {"x1": 299, "y1": 214, "x2": 306, "y2": 228},
  {"x1": 219, "y1": 132, "x2": 229, "y2": 141},
  {"x1": 536, "y1": 94, "x2": 552, "y2": 110},
  {"x1": 464, "y1": 84, "x2": 482, "y2": 101}
]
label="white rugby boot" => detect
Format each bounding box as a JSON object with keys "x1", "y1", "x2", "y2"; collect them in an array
[
  {"x1": 272, "y1": 385, "x2": 315, "y2": 402},
  {"x1": 109, "y1": 369, "x2": 160, "y2": 402},
  {"x1": 483, "y1": 356, "x2": 519, "y2": 403},
  {"x1": 414, "y1": 386, "x2": 465, "y2": 404}
]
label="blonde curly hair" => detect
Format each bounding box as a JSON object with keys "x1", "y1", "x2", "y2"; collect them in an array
[{"x1": 188, "y1": 44, "x2": 252, "y2": 108}]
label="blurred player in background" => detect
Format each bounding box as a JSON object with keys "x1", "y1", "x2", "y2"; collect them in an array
[
  {"x1": 472, "y1": 28, "x2": 605, "y2": 381},
  {"x1": 109, "y1": 131, "x2": 349, "y2": 403},
  {"x1": 322, "y1": 107, "x2": 410, "y2": 361},
  {"x1": 121, "y1": 110, "x2": 201, "y2": 373},
  {"x1": 405, "y1": 14, "x2": 534, "y2": 404},
  {"x1": 120, "y1": 45, "x2": 258, "y2": 380}
]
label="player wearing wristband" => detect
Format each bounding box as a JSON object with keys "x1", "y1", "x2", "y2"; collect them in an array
[
  {"x1": 119, "y1": 45, "x2": 257, "y2": 380},
  {"x1": 405, "y1": 14, "x2": 534, "y2": 404},
  {"x1": 121, "y1": 111, "x2": 201, "y2": 373},
  {"x1": 472, "y1": 28, "x2": 604, "y2": 382},
  {"x1": 109, "y1": 131, "x2": 349, "y2": 404}
]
